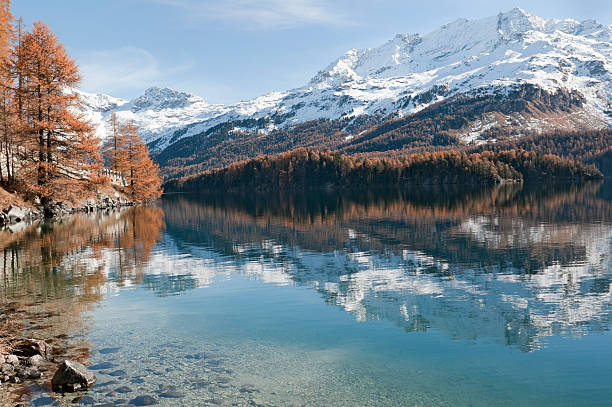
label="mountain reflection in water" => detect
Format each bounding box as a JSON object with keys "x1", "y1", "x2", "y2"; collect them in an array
[
  {"x1": 0, "y1": 182, "x2": 611, "y2": 405},
  {"x1": 160, "y1": 182, "x2": 612, "y2": 352}
]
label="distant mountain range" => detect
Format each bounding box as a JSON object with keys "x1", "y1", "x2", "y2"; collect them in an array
[{"x1": 76, "y1": 8, "x2": 612, "y2": 177}]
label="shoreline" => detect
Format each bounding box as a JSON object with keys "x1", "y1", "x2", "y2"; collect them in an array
[{"x1": 0, "y1": 194, "x2": 138, "y2": 229}]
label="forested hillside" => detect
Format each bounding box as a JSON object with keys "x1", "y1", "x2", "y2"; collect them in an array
[
  {"x1": 157, "y1": 120, "x2": 612, "y2": 180},
  {"x1": 164, "y1": 149, "x2": 601, "y2": 193}
]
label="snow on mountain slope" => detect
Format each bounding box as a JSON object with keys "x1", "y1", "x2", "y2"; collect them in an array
[{"x1": 77, "y1": 8, "x2": 612, "y2": 151}]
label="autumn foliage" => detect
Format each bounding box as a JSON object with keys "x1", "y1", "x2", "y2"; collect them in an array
[
  {"x1": 0, "y1": 1, "x2": 162, "y2": 206},
  {"x1": 102, "y1": 118, "x2": 162, "y2": 201}
]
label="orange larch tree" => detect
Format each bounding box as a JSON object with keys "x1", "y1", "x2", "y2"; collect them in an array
[
  {"x1": 115, "y1": 120, "x2": 162, "y2": 201},
  {"x1": 16, "y1": 21, "x2": 104, "y2": 202}
]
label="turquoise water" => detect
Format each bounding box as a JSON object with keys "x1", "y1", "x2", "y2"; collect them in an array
[{"x1": 4, "y1": 182, "x2": 612, "y2": 406}]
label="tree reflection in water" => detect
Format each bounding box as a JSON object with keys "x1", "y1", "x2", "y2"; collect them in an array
[{"x1": 0, "y1": 206, "x2": 164, "y2": 405}]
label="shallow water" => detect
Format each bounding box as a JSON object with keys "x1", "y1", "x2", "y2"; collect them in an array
[{"x1": 2, "y1": 182, "x2": 611, "y2": 406}]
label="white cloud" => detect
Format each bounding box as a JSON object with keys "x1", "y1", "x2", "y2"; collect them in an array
[
  {"x1": 78, "y1": 46, "x2": 161, "y2": 95},
  {"x1": 152, "y1": 0, "x2": 346, "y2": 29},
  {"x1": 77, "y1": 46, "x2": 193, "y2": 97}
]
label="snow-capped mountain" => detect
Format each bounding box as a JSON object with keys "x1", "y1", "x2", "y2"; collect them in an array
[{"x1": 78, "y1": 8, "x2": 612, "y2": 153}]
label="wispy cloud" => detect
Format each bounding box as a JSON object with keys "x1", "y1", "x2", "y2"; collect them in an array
[
  {"x1": 151, "y1": 0, "x2": 347, "y2": 30},
  {"x1": 77, "y1": 46, "x2": 192, "y2": 97}
]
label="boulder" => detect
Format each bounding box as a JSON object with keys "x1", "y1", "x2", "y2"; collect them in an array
[{"x1": 51, "y1": 360, "x2": 96, "y2": 392}]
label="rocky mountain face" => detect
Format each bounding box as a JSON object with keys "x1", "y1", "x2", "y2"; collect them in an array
[{"x1": 76, "y1": 8, "x2": 612, "y2": 175}]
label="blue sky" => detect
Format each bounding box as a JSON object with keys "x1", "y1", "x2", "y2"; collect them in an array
[{"x1": 11, "y1": 0, "x2": 612, "y2": 104}]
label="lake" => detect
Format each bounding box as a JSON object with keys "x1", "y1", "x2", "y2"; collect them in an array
[{"x1": 1, "y1": 182, "x2": 611, "y2": 406}]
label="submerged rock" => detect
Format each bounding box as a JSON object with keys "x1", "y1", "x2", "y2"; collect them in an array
[
  {"x1": 77, "y1": 395, "x2": 95, "y2": 405},
  {"x1": 129, "y1": 395, "x2": 158, "y2": 405},
  {"x1": 239, "y1": 384, "x2": 258, "y2": 394},
  {"x1": 51, "y1": 360, "x2": 96, "y2": 392},
  {"x1": 31, "y1": 396, "x2": 55, "y2": 406},
  {"x1": 158, "y1": 391, "x2": 184, "y2": 399}
]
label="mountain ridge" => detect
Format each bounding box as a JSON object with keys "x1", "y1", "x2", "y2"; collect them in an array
[{"x1": 75, "y1": 8, "x2": 612, "y2": 174}]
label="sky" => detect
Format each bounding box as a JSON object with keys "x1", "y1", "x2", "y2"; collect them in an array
[{"x1": 11, "y1": 0, "x2": 612, "y2": 104}]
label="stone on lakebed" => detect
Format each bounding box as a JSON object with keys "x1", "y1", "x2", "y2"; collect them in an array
[{"x1": 51, "y1": 360, "x2": 96, "y2": 392}]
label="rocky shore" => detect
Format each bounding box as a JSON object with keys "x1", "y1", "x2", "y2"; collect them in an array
[
  {"x1": 0, "y1": 337, "x2": 53, "y2": 385},
  {"x1": 0, "y1": 307, "x2": 97, "y2": 405},
  {"x1": 0, "y1": 193, "x2": 136, "y2": 228}
]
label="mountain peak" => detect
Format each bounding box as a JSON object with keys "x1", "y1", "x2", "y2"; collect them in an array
[
  {"x1": 496, "y1": 7, "x2": 547, "y2": 39},
  {"x1": 130, "y1": 87, "x2": 206, "y2": 112},
  {"x1": 140, "y1": 86, "x2": 198, "y2": 101},
  {"x1": 72, "y1": 88, "x2": 127, "y2": 112},
  {"x1": 502, "y1": 7, "x2": 529, "y2": 18}
]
